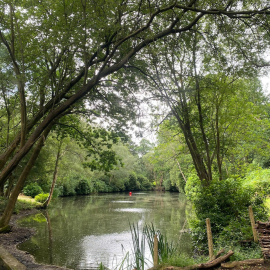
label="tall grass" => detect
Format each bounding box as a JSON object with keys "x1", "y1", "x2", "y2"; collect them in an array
[
  {"x1": 129, "y1": 223, "x2": 148, "y2": 270},
  {"x1": 129, "y1": 222, "x2": 176, "y2": 269},
  {"x1": 97, "y1": 223, "x2": 177, "y2": 270},
  {"x1": 143, "y1": 223, "x2": 176, "y2": 264}
]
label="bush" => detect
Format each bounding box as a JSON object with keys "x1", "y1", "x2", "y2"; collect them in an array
[
  {"x1": 137, "y1": 175, "x2": 152, "y2": 190},
  {"x1": 23, "y1": 183, "x2": 43, "y2": 198},
  {"x1": 185, "y1": 176, "x2": 267, "y2": 251},
  {"x1": 52, "y1": 187, "x2": 61, "y2": 198},
  {"x1": 92, "y1": 179, "x2": 111, "y2": 193},
  {"x1": 163, "y1": 179, "x2": 179, "y2": 192},
  {"x1": 60, "y1": 183, "x2": 76, "y2": 196},
  {"x1": 125, "y1": 173, "x2": 140, "y2": 191},
  {"x1": 35, "y1": 193, "x2": 49, "y2": 203},
  {"x1": 243, "y1": 168, "x2": 270, "y2": 196},
  {"x1": 75, "y1": 179, "x2": 90, "y2": 195}
]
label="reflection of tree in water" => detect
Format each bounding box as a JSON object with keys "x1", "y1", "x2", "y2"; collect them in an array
[
  {"x1": 44, "y1": 210, "x2": 53, "y2": 264},
  {"x1": 18, "y1": 193, "x2": 192, "y2": 269}
]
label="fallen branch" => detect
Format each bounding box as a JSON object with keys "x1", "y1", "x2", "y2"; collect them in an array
[
  {"x1": 183, "y1": 250, "x2": 233, "y2": 270},
  {"x1": 207, "y1": 248, "x2": 225, "y2": 262},
  {"x1": 159, "y1": 250, "x2": 234, "y2": 270},
  {"x1": 221, "y1": 259, "x2": 264, "y2": 269}
]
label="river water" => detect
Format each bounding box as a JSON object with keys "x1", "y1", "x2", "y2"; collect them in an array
[{"x1": 18, "y1": 192, "x2": 192, "y2": 269}]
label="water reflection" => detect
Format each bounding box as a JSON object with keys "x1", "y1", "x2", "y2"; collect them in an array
[
  {"x1": 114, "y1": 208, "x2": 150, "y2": 213},
  {"x1": 18, "y1": 192, "x2": 192, "y2": 269},
  {"x1": 111, "y1": 201, "x2": 135, "y2": 203}
]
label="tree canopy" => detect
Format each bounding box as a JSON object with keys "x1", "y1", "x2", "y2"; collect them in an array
[{"x1": 1, "y1": 0, "x2": 270, "y2": 228}]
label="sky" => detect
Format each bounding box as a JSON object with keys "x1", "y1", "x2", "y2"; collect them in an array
[
  {"x1": 135, "y1": 71, "x2": 270, "y2": 146},
  {"x1": 261, "y1": 74, "x2": 270, "y2": 95}
]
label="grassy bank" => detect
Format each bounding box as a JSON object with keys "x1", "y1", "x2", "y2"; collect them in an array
[{"x1": 0, "y1": 195, "x2": 41, "y2": 214}]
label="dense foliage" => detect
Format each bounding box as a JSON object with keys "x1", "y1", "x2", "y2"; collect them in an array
[
  {"x1": 23, "y1": 183, "x2": 43, "y2": 198},
  {"x1": 186, "y1": 176, "x2": 267, "y2": 251},
  {"x1": 0, "y1": 1, "x2": 270, "y2": 263}
]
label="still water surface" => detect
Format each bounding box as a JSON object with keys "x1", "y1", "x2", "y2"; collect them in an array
[{"x1": 18, "y1": 192, "x2": 192, "y2": 269}]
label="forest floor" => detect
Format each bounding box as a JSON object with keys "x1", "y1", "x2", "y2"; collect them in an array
[
  {"x1": 215, "y1": 262, "x2": 270, "y2": 270},
  {"x1": 0, "y1": 208, "x2": 270, "y2": 270}
]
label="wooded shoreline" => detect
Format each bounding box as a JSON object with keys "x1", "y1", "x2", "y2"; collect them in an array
[{"x1": 1, "y1": 208, "x2": 270, "y2": 270}]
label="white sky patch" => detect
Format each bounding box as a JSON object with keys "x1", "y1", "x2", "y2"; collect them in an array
[{"x1": 261, "y1": 74, "x2": 270, "y2": 95}]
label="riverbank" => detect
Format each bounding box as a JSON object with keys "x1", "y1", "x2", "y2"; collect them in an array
[
  {"x1": 0, "y1": 197, "x2": 270, "y2": 270},
  {"x1": 0, "y1": 209, "x2": 71, "y2": 270}
]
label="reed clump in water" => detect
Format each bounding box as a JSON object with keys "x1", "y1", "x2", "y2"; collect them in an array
[{"x1": 98, "y1": 223, "x2": 181, "y2": 270}]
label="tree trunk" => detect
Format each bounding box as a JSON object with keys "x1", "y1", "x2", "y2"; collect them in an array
[
  {"x1": 172, "y1": 91, "x2": 211, "y2": 183},
  {"x1": 9, "y1": 4, "x2": 27, "y2": 149},
  {"x1": 0, "y1": 126, "x2": 51, "y2": 229},
  {"x1": 1, "y1": 80, "x2": 11, "y2": 148},
  {"x1": 43, "y1": 141, "x2": 62, "y2": 208},
  {"x1": 176, "y1": 159, "x2": 187, "y2": 182},
  {"x1": 0, "y1": 183, "x2": 4, "y2": 197},
  {"x1": 0, "y1": 10, "x2": 205, "y2": 188},
  {"x1": 215, "y1": 106, "x2": 222, "y2": 180},
  {"x1": 181, "y1": 121, "x2": 211, "y2": 183},
  {"x1": 4, "y1": 173, "x2": 15, "y2": 198},
  {"x1": 192, "y1": 34, "x2": 212, "y2": 182}
]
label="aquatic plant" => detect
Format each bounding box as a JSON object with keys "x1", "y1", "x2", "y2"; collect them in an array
[
  {"x1": 97, "y1": 223, "x2": 177, "y2": 270},
  {"x1": 129, "y1": 223, "x2": 147, "y2": 270},
  {"x1": 143, "y1": 223, "x2": 176, "y2": 263},
  {"x1": 129, "y1": 222, "x2": 176, "y2": 269}
]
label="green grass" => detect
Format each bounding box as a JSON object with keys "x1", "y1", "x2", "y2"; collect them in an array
[
  {"x1": 163, "y1": 254, "x2": 197, "y2": 267},
  {"x1": 130, "y1": 223, "x2": 147, "y2": 270},
  {"x1": 129, "y1": 223, "x2": 181, "y2": 269},
  {"x1": 97, "y1": 221, "x2": 263, "y2": 270},
  {"x1": 163, "y1": 244, "x2": 262, "y2": 268},
  {"x1": 223, "y1": 244, "x2": 262, "y2": 262},
  {"x1": 0, "y1": 195, "x2": 41, "y2": 214},
  {"x1": 143, "y1": 223, "x2": 176, "y2": 264}
]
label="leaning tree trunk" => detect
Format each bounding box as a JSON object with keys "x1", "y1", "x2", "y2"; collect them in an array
[
  {"x1": 4, "y1": 173, "x2": 15, "y2": 198},
  {"x1": 0, "y1": 126, "x2": 51, "y2": 230},
  {"x1": 0, "y1": 183, "x2": 4, "y2": 197},
  {"x1": 43, "y1": 140, "x2": 63, "y2": 208}
]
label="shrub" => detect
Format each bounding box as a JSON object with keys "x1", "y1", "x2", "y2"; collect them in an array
[
  {"x1": 60, "y1": 183, "x2": 76, "y2": 196},
  {"x1": 126, "y1": 173, "x2": 140, "y2": 191},
  {"x1": 23, "y1": 183, "x2": 43, "y2": 198},
  {"x1": 243, "y1": 168, "x2": 270, "y2": 196},
  {"x1": 35, "y1": 193, "x2": 49, "y2": 203},
  {"x1": 185, "y1": 176, "x2": 267, "y2": 251},
  {"x1": 75, "y1": 179, "x2": 90, "y2": 195},
  {"x1": 137, "y1": 175, "x2": 152, "y2": 190},
  {"x1": 92, "y1": 180, "x2": 110, "y2": 193},
  {"x1": 52, "y1": 187, "x2": 61, "y2": 198},
  {"x1": 163, "y1": 179, "x2": 179, "y2": 192}
]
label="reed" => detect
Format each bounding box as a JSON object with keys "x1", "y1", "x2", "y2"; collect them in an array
[
  {"x1": 98, "y1": 223, "x2": 176, "y2": 270},
  {"x1": 129, "y1": 222, "x2": 147, "y2": 270},
  {"x1": 98, "y1": 251, "x2": 133, "y2": 270},
  {"x1": 143, "y1": 223, "x2": 176, "y2": 264}
]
